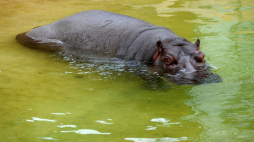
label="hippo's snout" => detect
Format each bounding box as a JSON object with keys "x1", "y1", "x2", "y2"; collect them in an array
[
  {"x1": 179, "y1": 56, "x2": 196, "y2": 73},
  {"x1": 166, "y1": 63, "x2": 222, "y2": 85}
]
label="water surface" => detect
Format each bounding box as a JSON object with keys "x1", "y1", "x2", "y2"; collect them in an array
[{"x1": 0, "y1": 0, "x2": 254, "y2": 141}]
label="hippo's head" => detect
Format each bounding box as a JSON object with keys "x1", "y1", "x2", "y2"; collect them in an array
[{"x1": 153, "y1": 38, "x2": 222, "y2": 84}]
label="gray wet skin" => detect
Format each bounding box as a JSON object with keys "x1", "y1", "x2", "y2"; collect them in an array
[{"x1": 16, "y1": 10, "x2": 222, "y2": 84}]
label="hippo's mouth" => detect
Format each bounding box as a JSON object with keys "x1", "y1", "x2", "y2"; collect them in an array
[{"x1": 165, "y1": 64, "x2": 222, "y2": 85}]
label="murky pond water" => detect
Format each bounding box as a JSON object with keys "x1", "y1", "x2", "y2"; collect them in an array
[{"x1": 1, "y1": 0, "x2": 254, "y2": 141}]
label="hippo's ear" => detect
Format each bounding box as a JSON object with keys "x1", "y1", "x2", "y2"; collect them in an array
[
  {"x1": 156, "y1": 40, "x2": 163, "y2": 54},
  {"x1": 195, "y1": 38, "x2": 200, "y2": 50}
]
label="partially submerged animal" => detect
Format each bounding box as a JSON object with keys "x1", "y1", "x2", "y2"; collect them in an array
[{"x1": 16, "y1": 10, "x2": 221, "y2": 84}]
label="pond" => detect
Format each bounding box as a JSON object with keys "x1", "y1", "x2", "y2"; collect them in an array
[{"x1": 0, "y1": 0, "x2": 254, "y2": 141}]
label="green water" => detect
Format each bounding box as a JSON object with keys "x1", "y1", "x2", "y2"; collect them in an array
[{"x1": 0, "y1": 0, "x2": 254, "y2": 141}]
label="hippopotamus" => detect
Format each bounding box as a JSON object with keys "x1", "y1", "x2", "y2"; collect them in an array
[{"x1": 16, "y1": 10, "x2": 221, "y2": 84}]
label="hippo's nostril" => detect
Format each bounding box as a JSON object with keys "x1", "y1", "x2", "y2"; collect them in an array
[
  {"x1": 194, "y1": 52, "x2": 205, "y2": 62},
  {"x1": 195, "y1": 56, "x2": 203, "y2": 62}
]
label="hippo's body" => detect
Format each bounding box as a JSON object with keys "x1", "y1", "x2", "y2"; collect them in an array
[{"x1": 16, "y1": 10, "x2": 222, "y2": 84}]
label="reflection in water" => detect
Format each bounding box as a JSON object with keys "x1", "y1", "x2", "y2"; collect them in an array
[
  {"x1": 56, "y1": 124, "x2": 77, "y2": 128},
  {"x1": 60, "y1": 129, "x2": 111, "y2": 135},
  {"x1": 132, "y1": 0, "x2": 176, "y2": 17},
  {"x1": 151, "y1": 118, "x2": 169, "y2": 123},
  {"x1": 145, "y1": 126, "x2": 157, "y2": 130},
  {"x1": 95, "y1": 120, "x2": 113, "y2": 124},
  {"x1": 146, "y1": 118, "x2": 180, "y2": 131},
  {"x1": 51, "y1": 113, "x2": 66, "y2": 115},
  {"x1": 37, "y1": 137, "x2": 59, "y2": 141},
  {"x1": 26, "y1": 117, "x2": 56, "y2": 122},
  {"x1": 151, "y1": 118, "x2": 180, "y2": 126},
  {"x1": 125, "y1": 137, "x2": 188, "y2": 142}
]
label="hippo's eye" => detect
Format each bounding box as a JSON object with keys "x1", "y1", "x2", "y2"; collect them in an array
[{"x1": 165, "y1": 57, "x2": 173, "y2": 65}]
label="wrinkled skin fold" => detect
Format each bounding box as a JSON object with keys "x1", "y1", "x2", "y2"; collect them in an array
[{"x1": 16, "y1": 10, "x2": 222, "y2": 85}]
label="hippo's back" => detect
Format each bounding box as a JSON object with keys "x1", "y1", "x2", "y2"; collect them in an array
[{"x1": 26, "y1": 10, "x2": 159, "y2": 52}]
